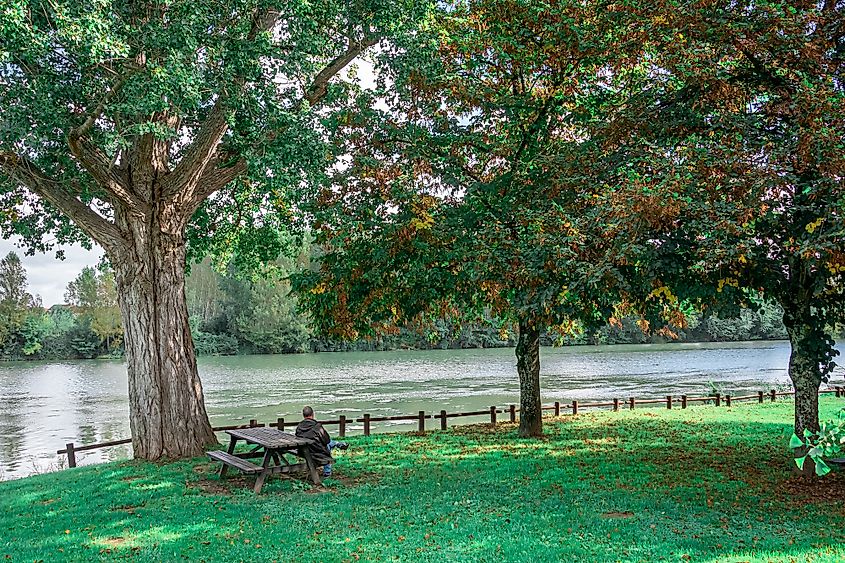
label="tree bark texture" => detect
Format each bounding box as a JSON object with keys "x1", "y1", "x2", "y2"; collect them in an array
[
  {"x1": 111, "y1": 200, "x2": 216, "y2": 460},
  {"x1": 516, "y1": 321, "x2": 542, "y2": 437},
  {"x1": 785, "y1": 323, "x2": 822, "y2": 439}
]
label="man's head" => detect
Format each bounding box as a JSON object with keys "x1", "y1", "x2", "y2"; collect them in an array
[{"x1": 302, "y1": 406, "x2": 314, "y2": 419}]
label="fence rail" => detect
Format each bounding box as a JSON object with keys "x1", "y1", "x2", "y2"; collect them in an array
[{"x1": 57, "y1": 386, "x2": 845, "y2": 468}]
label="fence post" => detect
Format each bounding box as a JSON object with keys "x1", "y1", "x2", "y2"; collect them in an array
[
  {"x1": 572, "y1": 401, "x2": 578, "y2": 416},
  {"x1": 65, "y1": 442, "x2": 76, "y2": 468},
  {"x1": 725, "y1": 395, "x2": 731, "y2": 407},
  {"x1": 363, "y1": 414, "x2": 371, "y2": 436},
  {"x1": 418, "y1": 411, "x2": 426, "y2": 433},
  {"x1": 554, "y1": 401, "x2": 560, "y2": 417},
  {"x1": 770, "y1": 389, "x2": 776, "y2": 402},
  {"x1": 629, "y1": 397, "x2": 635, "y2": 410},
  {"x1": 681, "y1": 395, "x2": 687, "y2": 409},
  {"x1": 613, "y1": 398, "x2": 619, "y2": 412},
  {"x1": 440, "y1": 410, "x2": 447, "y2": 431},
  {"x1": 666, "y1": 395, "x2": 672, "y2": 409},
  {"x1": 277, "y1": 417, "x2": 285, "y2": 431},
  {"x1": 490, "y1": 406, "x2": 497, "y2": 425},
  {"x1": 837, "y1": 387, "x2": 842, "y2": 398},
  {"x1": 714, "y1": 393, "x2": 721, "y2": 407},
  {"x1": 339, "y1": 415, "x2": 346, "y2": 438},
  {"x1": 509, "y1": 404, "x2": 516, "y2": 422},
  {"x1": 249, "y1": 419, "x2": 257, "y2": 427},
  {"x1": 758, "y1": 390, "x2": 764, "y2": 403}
]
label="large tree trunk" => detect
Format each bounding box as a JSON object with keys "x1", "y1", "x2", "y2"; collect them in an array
[
  {"x1": 111, "y1": 202, "x2": 217, "y2": 460},
  {"x1": 516, "y1": 321, "x2": 542, "y2": 437}
]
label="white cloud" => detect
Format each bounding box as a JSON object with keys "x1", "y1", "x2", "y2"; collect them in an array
[{"x1": 0, "y1": 237, "x2": 104, "y2": 306}]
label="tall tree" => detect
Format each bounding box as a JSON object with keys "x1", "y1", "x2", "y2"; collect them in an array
[
  {"x1": 66, "y1": 266, "x2": 123, "y2": 353},
  {"x1": 295, "y1": 0, "x2": 649, "y2": 436},
  {"x1": 598, "y1": 0, "x2": 845, "y2": 439},
  {"x1": 0, "y1": 1, "x2": 417, "y2": 459},
  {"x1": 0, "y1": 252, "x2": 37, "y2": 346}
]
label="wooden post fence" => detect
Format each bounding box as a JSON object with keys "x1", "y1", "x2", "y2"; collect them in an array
[
  {"x1": 57, "y1": 387, "x2": 845, "y2": 470},
  {"x1": 65, "y1": 442, "x2": 76, "y2": 468}
]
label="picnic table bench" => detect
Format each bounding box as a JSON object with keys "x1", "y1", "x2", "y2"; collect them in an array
[{"x1": 208, "y1": 427, "x2": 322, "y2": 493}]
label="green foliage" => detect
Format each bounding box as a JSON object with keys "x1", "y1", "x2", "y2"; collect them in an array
[
  {"x1": 1, "y1": 398, "x2": 844, "y2": 561},
  {"x1": 790, "y1": 410, "x2": 845, "y2": 477},
  {"x1": 190, "y1": 321, "x2": 239, "y2": 356},
  {"x1": 18, "y1": 311, "x2": 52, "y2": 356},
  {"x1": 296, "y1": 0, "x2": 647, "y2": 341},
  {"x1": 66, "y1": 315, "x2": 100, "y2": 360},
  {"x1": 65, "y1": 266, "x2": 122, "y2": 355}
]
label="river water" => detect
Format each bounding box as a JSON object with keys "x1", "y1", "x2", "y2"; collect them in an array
[{"x1": 1, "y1": 340, "x2": 842, "y2": 479}]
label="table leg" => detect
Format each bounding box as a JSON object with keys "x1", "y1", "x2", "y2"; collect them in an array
[
  {"x1": 300, "y1": 445, "x2": 322, "y2": 485},
  {"x1": 253, "y1": 449, "x2": 272, "y2": 494},
  {"x1": 220, "y1": 435, "x2": 238, "y2": 479}
]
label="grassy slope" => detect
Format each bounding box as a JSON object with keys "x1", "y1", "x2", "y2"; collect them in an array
[{"x1": 2, "y1": 398, "x2": 845, "y2": 562}]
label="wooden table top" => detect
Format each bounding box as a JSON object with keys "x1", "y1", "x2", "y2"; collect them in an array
[{"x1": 226, "y1": 427, "x2": 313, "y2": 449}]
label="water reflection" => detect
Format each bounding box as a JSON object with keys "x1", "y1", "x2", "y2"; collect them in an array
[{"x1": 0, "y1": 340, "x2": 842, "y2": 479}]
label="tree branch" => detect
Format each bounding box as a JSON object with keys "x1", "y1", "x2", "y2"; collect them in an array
[
  {"x1": 66, "y1": 135, "x2": 146, "y2": 211},
  {"x1": 303, "y1": 38, "x2": 379, "y2": 107},
  {"x1": 0, "y1": 152, "x2": 123, "y2": 249},
  {"x1": 72, "y1": 72, "x2": 132, "y2": 140},
  {"x1": 163, "y1": 7, "x2": 281, "y2": 201},
  {"x1": 66, "y1": 72, "x2": 147, "y2": 211},
  {"x1": 182, "y1": 157, "x2": 248, "y2": 214}
]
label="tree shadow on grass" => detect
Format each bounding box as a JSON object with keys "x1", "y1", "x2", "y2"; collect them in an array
[{"x1": 3, "y1": 403, "x2": 845, "y2": 562}]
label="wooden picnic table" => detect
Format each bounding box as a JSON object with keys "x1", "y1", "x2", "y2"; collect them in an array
[{"x1": 207, "y1": 427, "x2": 322, "y2": 493}]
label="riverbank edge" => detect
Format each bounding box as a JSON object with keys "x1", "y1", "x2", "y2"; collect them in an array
[
  {"x1": 2, "y1": 396, "x2": 845, "y2": 562},
  {"x1": 0, "y1": 336, "x2": 802, "y2": 363}
]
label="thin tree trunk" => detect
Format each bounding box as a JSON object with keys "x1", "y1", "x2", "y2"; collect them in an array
[
  {"x1": 516, "y1": 320, "x2": 542, "y2": 437},
  {"x1": 112, "y1": 206, "x2": 216, "y2": 460},
  {"x1": 782, "y1": 295, "x2": 824, "y2": 476},
  {"x1": 786, "y1": 325, "x2": 822, "y2": 438}
]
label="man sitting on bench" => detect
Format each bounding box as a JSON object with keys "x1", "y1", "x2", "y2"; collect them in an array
[{"x1": 295, "y1": 406, "x2": 348, "y2": 477}]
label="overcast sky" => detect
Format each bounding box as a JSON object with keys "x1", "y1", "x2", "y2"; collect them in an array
[{"x1": 0, "y1": 237, "x2": 103, "y2": 307}]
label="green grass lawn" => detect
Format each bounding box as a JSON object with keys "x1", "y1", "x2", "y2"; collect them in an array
[{"x1": 2, "y1": 397, "x2": 845, "y2": 562}]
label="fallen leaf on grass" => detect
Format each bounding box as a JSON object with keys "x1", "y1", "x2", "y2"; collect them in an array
[{"x1": 601, "y1": 511, "x2": 634, "y2": 519}]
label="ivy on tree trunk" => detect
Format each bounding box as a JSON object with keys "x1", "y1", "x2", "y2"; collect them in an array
[{"x1": 516, "y1": 321, "x2": 542, "y2": 437}]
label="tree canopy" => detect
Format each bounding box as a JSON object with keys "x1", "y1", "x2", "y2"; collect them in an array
[
  {"x1": 593, "y1": 0, "x2": 845, "y2": 438},
  {"x1": 294, "y1": 0, "x2": 679, "y2": 436},
  {"x1": 0, "y1": 0, "x2": 424, "y2": 459}
]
